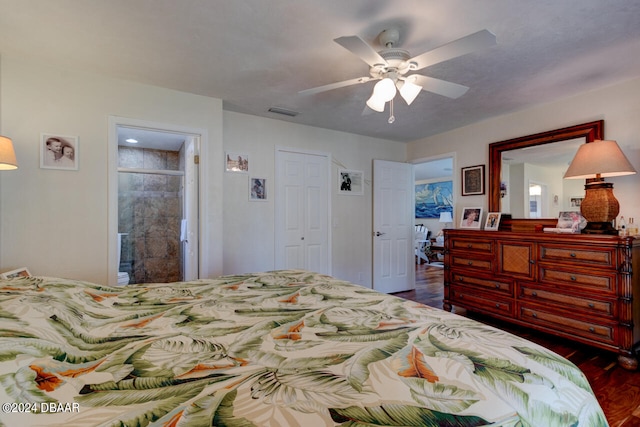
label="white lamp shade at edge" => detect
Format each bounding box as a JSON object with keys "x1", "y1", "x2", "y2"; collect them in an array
[{"x1": 0, "y1": 135, "x2": 18, "y2": 170}]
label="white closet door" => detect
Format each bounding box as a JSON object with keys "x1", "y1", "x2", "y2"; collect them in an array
[{"x1": 275, "y1": 149, "x2": 330, "y2": 274}]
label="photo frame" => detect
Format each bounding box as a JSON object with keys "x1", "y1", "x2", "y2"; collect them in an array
[
  {"x1": 485, "y1": 212, "x2": 502, "y2": 231},
  {"x1": 461, "y1": 164, "x2": 485, "y2": 196},
  {"x1": 40, "y1": 133, "x2": 78, "y2": 170},
  {"x1": 460, "y1": 207, "x2": 483, "y2": 229},
  {"x1": 569, "y1": 197, "x2": 584, "y2": 209},
  {"x1": 1, "y1": 267, "x2": 31, "y2": 279},
  {"x1": 338, "y1": 169, "x2": 364, "y2": 195},
  {"x1": 249, "y1": 177, "x2": 267, "y2": 201},
  {"x1": 225, "y1": 152, "x2": 249, "y2": 173}
]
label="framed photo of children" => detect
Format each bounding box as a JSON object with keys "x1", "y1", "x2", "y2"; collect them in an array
[
  {"x1": 461, "y1": 164, "x2": 485, "y2": 196},
  {"x1": 0, "y1": 267, "x2": 31, "y2": 279},
  {"x1": 225, "y1": 152, "x2": 249, "y2": 173},
  {"x1": 249, "y1": 177, "x2": 267, "y2": 201},
  {"x1": 338, "y1": 169, "x2": 364, "y2": 195},
  {"x1": 40, "y1": 133, "x2": 78, "y2": 170}
]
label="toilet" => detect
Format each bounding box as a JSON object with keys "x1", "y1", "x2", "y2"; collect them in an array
[{"x1": 117, "y1": 233, "x2": 130, "y2": 286}]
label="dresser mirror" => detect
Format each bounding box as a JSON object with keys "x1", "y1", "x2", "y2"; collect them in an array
[{"x1": 488, "y1": 120, "x2": 604, "y2": 229}]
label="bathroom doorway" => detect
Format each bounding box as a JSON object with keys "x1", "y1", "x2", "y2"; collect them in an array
[{"x1": 116, "y1": 125, "x2": 199, "y2": 285}]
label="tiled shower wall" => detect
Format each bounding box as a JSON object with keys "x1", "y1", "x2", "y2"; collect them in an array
[{"x1": 118, "y1": 146, "x2": 183, "y2": 284}]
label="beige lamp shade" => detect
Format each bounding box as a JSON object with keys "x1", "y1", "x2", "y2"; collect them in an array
[
  {"x1": 564, "y1": 140, "x2": 636, "y2": 179},
  {"x1": 0, "y1": 136, "x2": 18, "y2": 170}
]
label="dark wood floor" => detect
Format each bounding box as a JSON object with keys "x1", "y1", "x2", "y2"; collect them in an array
[{"x1": 394, "y1": 262, "x2": 640, "y2": 427}]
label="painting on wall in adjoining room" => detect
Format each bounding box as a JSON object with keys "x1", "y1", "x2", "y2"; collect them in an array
[{"x1": 415, "y1": 181, "x2": 453, "y2": 219}]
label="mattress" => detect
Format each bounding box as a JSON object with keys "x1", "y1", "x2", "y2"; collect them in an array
[{"x1": 0, "y1": 270, "x2": 608, "y2": 426}]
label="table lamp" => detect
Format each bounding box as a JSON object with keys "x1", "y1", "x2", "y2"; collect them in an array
[
  {"x1": 0, "y1": 136, "x2": 18, "y2": 170},
  {"x1": 563, "y1": 140, "x2": 636, "y2": 234},
  {"x1": 439, "y1": 211, "x2": 453, "y2": 228}
]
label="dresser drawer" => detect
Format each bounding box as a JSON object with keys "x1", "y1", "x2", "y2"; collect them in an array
[
  {"x1": 450, "y1": 238, "x2": 493, "y2": 253},
  {"x1": 450, "y1": 255, "x2": 493, "y2": 271},
  {"x1": 519, "y1": 285, "x2": 614, "y2": 317},
  {"x1": 519, "y1": 304, "x2": 615, "y2": 345},
  {"x1": 539, "y1": 267, "x2": 616, "y2": 294},
  {"x1": 539, "y1": 244, "x2": 615, "y2": 268},
  {"x1": 450, "y1": 285, "x2": 513, "y2": 316},
  {"x1": 452, "y1": 272, "x2": 513, "y2": 296}
]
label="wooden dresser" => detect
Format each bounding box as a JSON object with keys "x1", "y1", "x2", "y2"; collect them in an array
[{"x1": 443, "y1": 229, "x2": 640, "y2": 369}]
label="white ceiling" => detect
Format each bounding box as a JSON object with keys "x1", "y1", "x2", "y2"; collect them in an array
[{"x1": 2, "y1": 1, "x2": 640, "y2": 143}]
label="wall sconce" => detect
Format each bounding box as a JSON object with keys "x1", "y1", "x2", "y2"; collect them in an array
[
  {"x1": 0, "y1": 136, "x2": 18, "y2": 170},
  {"x1": 500, "y1": 181, "x2": 507, "y2": 198},
  {"x1": 564, "y1": 140, "x2": 636, "y2": 234}
]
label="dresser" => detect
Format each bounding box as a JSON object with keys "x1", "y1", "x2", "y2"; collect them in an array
[{"x1": 443, "y1": 229, "x2": 640, "y2": 370}]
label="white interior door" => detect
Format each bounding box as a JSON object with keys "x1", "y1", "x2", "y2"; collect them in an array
[
  {"x1": 183, "y1": 136, "x2": 199, "y2": 280},
  {"x1": 373, "y1": 159, "x2": 414, "y2": 293},
  {"x1": 275, "y1": 148, "x2": 330, "y2": 274}
]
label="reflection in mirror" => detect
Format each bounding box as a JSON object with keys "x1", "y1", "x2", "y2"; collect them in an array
[
  {"x1": 488, "y1": 120, "x2": 604, "y2": 229},
  {"x1": 501, "y1": 138, "x2": 585, "y2": 218}
]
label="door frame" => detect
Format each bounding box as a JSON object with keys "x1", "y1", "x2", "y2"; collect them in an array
[
  {"x1": 108, "y1": 116, "x2": 206, "y2": 286},
  {"x1": 274, "y1": 146, "x2": 332, "y2": 275}
]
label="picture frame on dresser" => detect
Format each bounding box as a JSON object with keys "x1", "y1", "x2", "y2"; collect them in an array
[
  {"x1": 485, "y1": 212, "x2": 501, "y2": 231},
  {"x1": 460, "y1": 207, "x2": 483, "y2": 229}
]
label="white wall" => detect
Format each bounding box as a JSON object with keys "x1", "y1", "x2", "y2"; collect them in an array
[
  {"x1": 222, "y1": 111, "x2": 406, "y2": 286},
  {"x1": 408, "y1": 77, "x2": 640, "y2": 223},
  {"x1": 0, "y1": 55, "x2": 224, "y2": 284}
]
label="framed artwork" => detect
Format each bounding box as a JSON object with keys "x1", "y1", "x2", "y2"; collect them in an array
[
  {"x1": 415, "y1": 180, "x2": 453, "y2": 219},
  {"x1": 461, "y1": 164, "x2": 485, "y2": 196},
  {"x1": 460, "y1": 207, "x2": 483, "y2": 229},
  {"x1": 485, "y1": 212, "x2": 502, "y2": 231},
  {"x1": 225, "y1": 152, "x2": 249, "y2": 173},
  {"x1": 40, "y1": 133, "x2": 78, "y2": 170},
  {"x1": 249, "y1": 177, "x2": 267, "y2": 201},
  {"x1": 338, "y1": 169, "x2": 364, "y2": 195},
  {"x1": 1, "y1": 267, "x2": 31, "y2": 279},
  {"x1": 569, "y1": 197, "x2": 584, "y2": 208}
]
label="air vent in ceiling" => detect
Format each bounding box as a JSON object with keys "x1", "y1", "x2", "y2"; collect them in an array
[{"x1": 268, "y1": 106, "x2": 299, "y2": 117}]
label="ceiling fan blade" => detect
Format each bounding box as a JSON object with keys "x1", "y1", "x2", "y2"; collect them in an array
[
  {"x1": 409, "y1": 29, "x2": 496, "y2": 71},
  {"x1": 411, "y1": 75, "x2": 469, "y2": 99},
  {"x1": 334, "y1": 35, "x2": 388, "y2": 67},
  {"x1": 298, "y1": 76, "x2": 373, "y2": 96}
]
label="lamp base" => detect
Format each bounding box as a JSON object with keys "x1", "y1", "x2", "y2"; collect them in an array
[{"x1": 582, "y1": 221, "x2": 618, "y2": 235}]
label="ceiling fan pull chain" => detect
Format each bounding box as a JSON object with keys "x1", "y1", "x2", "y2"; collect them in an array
[{"x1": 388, "y1": 98, "x2": 395, "y2": 124}]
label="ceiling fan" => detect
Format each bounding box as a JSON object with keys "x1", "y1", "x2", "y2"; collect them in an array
[{"x1": 300, "y1": 28, "x2": 496, "y2": 121}]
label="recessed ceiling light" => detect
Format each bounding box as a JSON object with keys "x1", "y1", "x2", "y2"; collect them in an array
[{"x1": 125, "y1": 138, "x2": 138, "y2": 143}]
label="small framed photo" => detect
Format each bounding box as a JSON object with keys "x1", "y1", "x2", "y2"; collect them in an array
[
  {"x1": 40, "y1": 133, "x2": 78, "y2": 170},
  {"x1": 249, "y1": 177, "x2": 267, "y2": 201},
  {"x1": 460, "y1": 207, "x2": 483, "y2": 229},
  {"x1": 1, "y1": 267, "x2": 31, "y2": 279},
  {"x1": 461, "y1": 164, "x2": 485, "y2": 196},
  {"x1": 569, "y1": 197, "x2": 584, "y2": 208},
  {"x1": 225, "y1": 152, "x2": 249, "y2": 173},
  {"x1": 485, "y1": 212, "x2": 502, "y2": 231},
  {"x1": 338, "y1": 169, "x2": 364, "y2": 195}
]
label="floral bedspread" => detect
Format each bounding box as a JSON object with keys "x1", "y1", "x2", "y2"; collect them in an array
[{"x1": 0, "y1": 270, "x2": 607, "y2": 426}]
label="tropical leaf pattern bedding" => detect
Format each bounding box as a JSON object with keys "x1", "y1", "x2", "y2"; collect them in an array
[{"x1": 0, "y1": 270, "x2": 607, "y2": 426}]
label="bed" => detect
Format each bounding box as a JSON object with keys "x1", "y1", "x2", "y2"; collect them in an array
[{"x1": 0, "y1": 270, "x2": 607, "y2": 426}]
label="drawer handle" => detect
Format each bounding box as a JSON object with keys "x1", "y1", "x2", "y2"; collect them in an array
[
  {"x1": 589, "y1": 327, "x2": 595, "y2": 333},
  {"x1": 529, "y1": 259, "x2": 535, "y2": 264},
  {"x1": 531, "y1": 291, "x2": 537, "y2": 297},
  {"x1": 588, "y1": 303, "x2": 595, "y2": 308},
  {"x1": 532, "y1": 312, "x2": 537, "y2": 318},
  {"x1": 495, "y1": 284, "x2": 501, "y2": 288},
  {"x1": 570, "y1": 276, "x2": 577, "y2": 281},
  {"x1": 570, "y1": 253, "x2": 576, "y2": 257},
  {"x1": 495, "y1": 303, "x2": 501, "y2": 308},
  {"x1": 467, "y1": 244, "x2": 472, "y2": 248},
  {"x1": 467, "y1": 261, "x2": 473, "y2": 266}
]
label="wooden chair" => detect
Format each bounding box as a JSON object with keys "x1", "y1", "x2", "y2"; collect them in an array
[{"x1": 414, "y1": 224, "x2": 430, "y2": 264}]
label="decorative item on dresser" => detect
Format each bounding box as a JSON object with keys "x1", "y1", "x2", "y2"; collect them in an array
[{"x1": 443, "y1": 228, "x2": 640, "y2": 370}]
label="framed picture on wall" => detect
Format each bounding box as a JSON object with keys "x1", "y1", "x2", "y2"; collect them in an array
[
  {"x1": 338, "y1": 169, "x2": 364, "y2": 195},
  {"x1": 40, "y1": 133, "x2": 78, "y2": 170},
  {"x1": 249, "y1": 177, "x2": 267, "y2": 201},
  {"x1": 461, "y1": 164, "x2": 485, "y2": 196},
  {"x1": 225, "y1": 152, "x2": 249, "y2": 173},
  {"x1": 460, "y1": 207, "x2": 483, "y2": 229}
]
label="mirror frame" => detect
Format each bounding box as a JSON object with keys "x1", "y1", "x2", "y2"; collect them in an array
[{"x1": 488, "y1": 120, "x2": 604, "y2": 230}]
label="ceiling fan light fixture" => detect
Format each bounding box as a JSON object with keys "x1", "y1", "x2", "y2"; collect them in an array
[
  {"x1": 398, "y1": 78, "x2": 422, "y2": 105},
  {"x1": 366, "y1": 94, "x2": 386, "y2": 112},
  {"x1": 373, "y1": 78, "x2": 397, "y2": 102}
]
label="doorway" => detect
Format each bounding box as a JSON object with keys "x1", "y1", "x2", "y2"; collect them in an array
[{"x1": 109, "y1": 118, "x2": 200, "y2": 286}]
